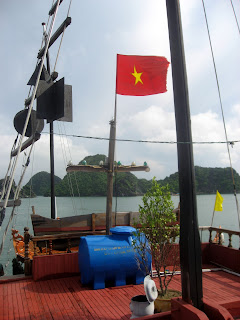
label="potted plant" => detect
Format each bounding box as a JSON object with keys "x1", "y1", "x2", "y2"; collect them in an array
[{"x1": 133, "y1": 178, "x2": 180, "y2": 313}]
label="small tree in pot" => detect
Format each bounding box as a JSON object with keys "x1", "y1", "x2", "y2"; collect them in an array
[{"x1": 133, "y1": 178, "x2": 180, "y2": 310}]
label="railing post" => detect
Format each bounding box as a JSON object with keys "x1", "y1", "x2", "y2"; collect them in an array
[
  {"x1": 228, "y1": 233, "x2": 232, "y2": 248},
  {"x1": 218, "y1": 232, "x2": 223, "y2": 245},
  {"x1": 209, "y1": 228, "x2": 212, "y2": 243},
  {"x1": 129, "y1": 211, "x2": 133, "y2": 226},
  {"x1": 91, "y1": 213, "x2": 96, "y2": 232},
  {"x1": 24, "y1": 227, "x2": 32, "y2": 275},
  {"x1": 67, "y1": 238, "x2": 71, "y2": 253},
  {"x1": 49, "y1": 240, "x2": 53, "y2": 255},
  {"x1": 33, "y1": 240, "x2": 37, "y2": 256}
]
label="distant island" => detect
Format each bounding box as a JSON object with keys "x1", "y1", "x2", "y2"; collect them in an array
[{"x1": 16, "y1": 154, "x2": 240, "y2": 198}]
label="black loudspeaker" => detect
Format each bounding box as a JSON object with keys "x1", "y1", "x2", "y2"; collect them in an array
[
  {"x1": 13, "y1": 109, "x2": 44, "y2": 137},
  {"x1": 37, "y1": 77, "x2": 65, "y2": 122}
]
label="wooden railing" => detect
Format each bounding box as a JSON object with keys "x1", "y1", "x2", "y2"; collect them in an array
[
  {"x1": 31, "y1": 230, "x2": 105, "y2": 255},
  {"x1": 23, "y1": 225, "x2": 240, "y2": 275},
  {"x1": 199, "y1": 226, "x2": 240, "y2": 248},
  {"x1": 23, "y1": 228, "x2": 106, "y2": 275}
]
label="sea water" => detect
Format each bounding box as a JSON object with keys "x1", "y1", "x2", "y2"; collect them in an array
[{"x1": 0, "y1": 194, "x2": 239, "y2": 276}]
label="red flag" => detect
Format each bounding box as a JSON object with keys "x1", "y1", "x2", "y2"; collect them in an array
[{"x1": 116, "y1": 54, "x2": 170, "y2": 96}]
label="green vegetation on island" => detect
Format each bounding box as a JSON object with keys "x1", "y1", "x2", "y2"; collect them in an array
[
  {"x1": 18, "y1": 154, "x2": 240, "y2": 197},
  {"x1": 21, "y1": 171, "x2": 62, "y2": 197}
]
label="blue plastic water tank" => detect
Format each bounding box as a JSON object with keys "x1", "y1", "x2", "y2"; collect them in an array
[{"x1": 78, "y1": 226, "x2": 151, "y2": 289}]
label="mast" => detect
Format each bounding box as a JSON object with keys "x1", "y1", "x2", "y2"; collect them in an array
[
  {"x1": 106, "y1": 91, "x2": 117, "y2": 235},
  {"x1": 43, "y1": 22, "x2": 56, "y2": 220},
  {"x1": 106, "y1": 120, "x2": 116, "y2": 235},
  {"x1": 50, "y1": 122, "x2": 56, "y2": 219},
  {"x1": 67, "y1": 118, "x2": 149, "y2": 235},
  {"x1": 166, "y1": 0, "x2": 203, "y2": 309}
]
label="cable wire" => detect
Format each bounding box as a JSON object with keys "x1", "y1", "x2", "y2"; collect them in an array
[
  {"x1": 201, "y1": 0, "x2": 240, "y2": 243},
  {"x1": 42, "y1": 131, "x2": 240, "y2": 145},
  {"x1": 53, "y1": 0, "x2": 73, "y2": 73},
  {"x1": 57, "y1": 122, "x2": 78, "y2": 215},
  {"x1": 229, "y1": 0, "x2": 240, "y2": 35}
]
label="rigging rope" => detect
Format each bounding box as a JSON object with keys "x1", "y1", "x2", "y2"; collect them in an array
[
  {"x1": 1, "y1": 1, "x2": 61, "y2": 216},
  {"x1": 42, "y1": 131, "x2": 240, "y2": 145},
  {"x1": 53, "y1": 0, "x2": 73, "y2": 73},
  {"x1": 0, "y1": 0, "x2": 62, "y2": 255},
  {"x1": 60, "y1": 122, "x2": 82, "y2": 201},
  {"x1": 229, "y1": 0, "x2": 240, "y2": 35},
  {"x1": 0, "y1": 142, "x2": 35, "y2": 255},
  {"x1": 26, "y1": 143, "x2": 36, "y2": 228},
  {"x1": 57, "y1": 121, "x2": 78, "y2": 215},
  {"x1": 0, "y1": 136, "x2": 19, "y2": 203},
  {"x1": 201, "y1": 0, "x2": 240, "y2": 243}
]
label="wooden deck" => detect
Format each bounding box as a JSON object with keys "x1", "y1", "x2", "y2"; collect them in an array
[{"x1": 1, "y1": 268, "x2": 240, "y2": 320}]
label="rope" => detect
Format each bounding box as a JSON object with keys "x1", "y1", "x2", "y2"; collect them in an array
[
  {"x1": 0, "y1": 0, "x2": 62, "y2": 254},
  {"x1": 26, "y1": 143, "x2": 36, "y2": 228},
  {"x1": 0, "y1": 142, "x2": 35, "y2": 255},
  {"x1": 201, "y1": 0, "x2": 240, "y2": 241},
  {"x1": 0, "y1": 155, "x2": 19, "y2": 229},
  {"x1": 42, "y1": 131, "x2": 240, "y2": 145},
  {"x1": 53, "y1": 0, "x2": 73, "y2": 73},
  {"x1": 57, "y1": 122, "x2": 78, "y2": 215},
  {"x1": 26, "y1": 2, "x2": 53, "y2": 100},
  {"x1": 0, "y1": 136, "x2": 19, "y2": 203},
  {"x1": 60, "y1": 122, "x2": 82, "y2": 200},
  {"x1": 2, "y1": 5, "x2": 61, "y2": 211},
  {"x1": 229, "y1": 0, "x2": 240, "y2": 35}
]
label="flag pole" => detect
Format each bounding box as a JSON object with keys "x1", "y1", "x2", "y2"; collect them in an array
[
  {"x1": 105, "y1": 56, "x2": 118, "y2": 235},
  {"x1": 211, "y1": 192, "x2": 217, "y2": 227},
  {"x1": 211, "y1": 191, "x2": 224, "y2": 227},
  {"x1": 210, "y1": 209, "x2": 215, "y2": 227}
]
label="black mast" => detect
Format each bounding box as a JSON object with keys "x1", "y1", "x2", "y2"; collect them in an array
[
  {"x1": 49, "y1": 123, "x2": 56, "y2": 220},
  {"x1": 43, "y1": 22, "x2": 56, "y2": 220},
  {"x1": 166, "y1": 0, "x2": 203, "y2": 309}
]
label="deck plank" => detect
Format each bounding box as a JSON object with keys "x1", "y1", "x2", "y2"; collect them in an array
[
  {"x1": 1, "y1": 270, "x2": 240, "y2": 320},
  {"x1": 61, "y1": 277, "x2": 96, "y2": 320},
  {"x1": 97, "y1": 288, "x2": 129, "y2": 319},
  {"x1": 0, "y1": 283, "x2": 5, "y2": 320},
  {"x1": 3, "y1": 284, "x2": 9, "y2": 320},
  {"x1": 53, "y1": 278, "x2": 81, "y2": 320},
  {"x1": 46, "y1": 278, "x2": 69, "y2": 320},
  {"x1": 38, "y1": 279, "x2": 61, "y2": 320},
  {"x1": 202, "y1": 271, "x2": 240, "y2": 303},
  {"x1": 50, "y1": 278, "x2": 71, "y2": 320},
  {"x1": 103, "y1": 288, "x2": 132, "y2": 319},
  {"x1": 7, "y1": 282, "x2": 14, "y2": 320},
  {"x1": 19, "y1": 279, "x2": 31, "y2": 319}
]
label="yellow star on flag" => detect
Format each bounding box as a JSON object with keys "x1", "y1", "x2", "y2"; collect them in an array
[{"x1": 132, "y1": 65, "x2": 143, "y2": 85}]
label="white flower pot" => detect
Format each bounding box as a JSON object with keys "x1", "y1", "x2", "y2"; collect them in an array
[{"x1": 130, "y1": 295, "x2": 155, "y2": 319}]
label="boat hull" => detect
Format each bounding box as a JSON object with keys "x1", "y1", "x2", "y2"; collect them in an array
[{"x1": 31, "y1": 211, "x2": 140, "y2": 236}]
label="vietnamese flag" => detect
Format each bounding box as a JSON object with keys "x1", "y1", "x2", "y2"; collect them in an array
[{"x1": 116, "y1": 54, "x2": 170, "y2": 96}]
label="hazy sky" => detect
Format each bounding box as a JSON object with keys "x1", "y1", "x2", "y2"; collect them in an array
[{"x1": 0, "y1": 0, "x2": 240, "y2": 185}]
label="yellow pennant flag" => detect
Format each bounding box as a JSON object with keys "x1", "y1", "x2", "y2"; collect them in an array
[{"x1": 214, "y1": 190, "x2": 224, "y2": 211}]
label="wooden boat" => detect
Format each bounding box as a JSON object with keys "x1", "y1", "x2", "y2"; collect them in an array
[
  {"x1": 31, "y1": 211, "x2": 140, "y2": 236},
  {"x1": 30, "y1": 160, "x2": 150, "y2": 237}
]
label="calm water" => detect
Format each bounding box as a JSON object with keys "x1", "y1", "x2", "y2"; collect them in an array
[{"x1": 0, "y1": 194, "x2": 239, "y2": 275}]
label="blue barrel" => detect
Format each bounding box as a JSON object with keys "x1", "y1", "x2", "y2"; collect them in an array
[{"x1": 78, "y1": 226, "x2": 151, "y2": 289}]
